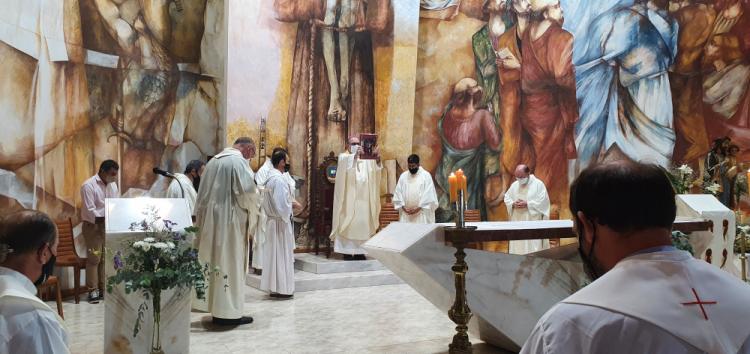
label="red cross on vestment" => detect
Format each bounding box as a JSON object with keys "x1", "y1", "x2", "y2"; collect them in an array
[{"x1": 681, "y1": 288, "x2": 717, "y2": 321}]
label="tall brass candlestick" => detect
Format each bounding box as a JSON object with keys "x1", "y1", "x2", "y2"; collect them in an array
[{"x1": 448, "y1": 241, "x2": 472, "y2": 354}]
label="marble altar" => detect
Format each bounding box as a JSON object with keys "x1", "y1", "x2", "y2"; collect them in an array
[
  {"x1": 104, "y1": 198, "x2": 193, "y2": 354},
  {"x1": 363, "y1": 221, "x2": 587, "y2": 352},
  {"x1": 364, "y1": 215, "x2": 717, "y2": 352}
]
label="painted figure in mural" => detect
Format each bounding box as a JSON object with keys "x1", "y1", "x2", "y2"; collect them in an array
[
  {"x1": 471, "y1": 0, "x2": 513, "y2": 219},
  {"x1": 319, "y1": 0, "x2": 366, "y2": 122},
  {"x1": 573, "y1": 0, "x2": 678, "y2": 172},
  {"x1": 497, "y1": 0, "x2": 578, "y2": 210},
  {"x1": 495, "y1": 0, "x2": 533, "y2": 191},
  {"x1": 703, "y1": 32, "x2": 750, "y2": 160},
  {"x1": 669, "y1": 0, "x2": 716, "y2": 166},
  {"x1": 93, "y1": 0, "x2": 179, "y2": 190},
  {"x1": 435, "y1": 78, "x2": 502, "y2": 221}
]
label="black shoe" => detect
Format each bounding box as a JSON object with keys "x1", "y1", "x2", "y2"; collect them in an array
[
  {"x1": 87, "y1": 290, "x2": 100, "y2": 304},
  {"x1": 253, "y1": 268, "x2": 262, "y2": 276},
  {"x1": 212, "y1": 316, "x2": 253, "y2": 326},
  {"x1": 270, "y1": 293, "x2": 294, "y2": 299},
  {"x1": 353, "y1": 254, "x2": 367, "y2": 261},
  {"x1": 343, "y1": 254, "x2": 353, "y2": 261}
]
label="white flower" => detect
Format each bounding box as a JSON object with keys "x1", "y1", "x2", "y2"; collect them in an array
[
  {"x1": 133, "y1": 241, "x2": 144, "y2": 248},
  {"x1": 167, "y1": 242, "x2": 175, "y2": 249},
  {"x1": 706, "y1": 182, "x2": 721, "y2": 195},
  {"x1": 739, "y1": 225, "x2": 750, "y2": 236},
  {"x1": 141, "y1": 243, "x2": 151, "y2": 251},
  {"x1": 143, "y1": 237, "x2": 155, "y2": 243},
  {"x1": 152, "y1": 242, "x2": 169, "y2": 249},
  {"x1": 677, "y1": 164, "x2": 693, "y2": 176}
]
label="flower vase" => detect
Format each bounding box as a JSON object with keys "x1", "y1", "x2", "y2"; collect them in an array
[{"x1": 150, "y1": 290, "x2": 165, "y2": 354}]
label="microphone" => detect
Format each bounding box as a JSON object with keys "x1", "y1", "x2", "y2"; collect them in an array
[{"x1": 152, "y1": 167, "x2": 175, "y2": 178}]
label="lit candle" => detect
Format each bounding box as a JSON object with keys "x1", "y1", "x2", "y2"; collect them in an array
[{"x1": 448, "y1": 173, "x2": 458, "y2": 202}]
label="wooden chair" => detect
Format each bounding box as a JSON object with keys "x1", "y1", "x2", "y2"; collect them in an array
[
  {"x1": 54, "y1": 218, "x2": 87, "y2": 304},
  {"x1": 36, "y1": 275, "x2": 63, "y2": 319},
  {"x1": 378, "y1": 202, "x2": 400, "y2": 231},
  {"x1": 464, "y1": 209, "x2": 481, "y2": 222}
]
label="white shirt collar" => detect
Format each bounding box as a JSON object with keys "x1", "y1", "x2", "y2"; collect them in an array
[{"x1": 0, "y1": 266, "x2": 36, "y2": 295}]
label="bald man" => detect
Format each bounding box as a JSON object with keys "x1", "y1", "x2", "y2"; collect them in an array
[{"x1": 503, "y1": 164, "x2": 551, "y2": 254}]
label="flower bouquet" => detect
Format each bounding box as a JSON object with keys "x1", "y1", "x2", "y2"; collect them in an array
[
  {"x1": 106, "y1": 205, "x2": 222, "y2": 354},
  {"x1": 666, "y1": 164, "x2": 697, "y2": 195}
]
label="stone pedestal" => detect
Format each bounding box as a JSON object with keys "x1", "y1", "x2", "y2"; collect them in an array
[{"x1": 104, "y1": 198, "x2": 192, "y2": 354}]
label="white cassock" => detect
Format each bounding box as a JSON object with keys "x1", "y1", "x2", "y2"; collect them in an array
[
  {"x1": 193, "y1": 147, "x2": 258, "y2": 319},
  {"x1": 521, "y1": 248, "x2": 750, "y2": 354},
  {"x1": 392, "y1": 167, "x2": 438, "y2": 223},
  {"x1": 260, "y1": 169, "x2": 295, "y2": 295},
  {"x1": 0, "y1": 267, "x2": 69, "y2": 354},
  {"x1": 503, "y1": 175, "x2": 550, "y2": 254},
  {"x1": 166, "y1": 173, "x2": 197, "y2": 215},
  {"x1": 330, "y1": 153, "x2": 382, "y2": 255},
  {"x1": 252, "y1": 159, "x2": 297, "y2": 270}
]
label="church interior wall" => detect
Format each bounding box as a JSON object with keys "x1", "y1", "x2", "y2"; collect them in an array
[
  {"x1": 3, "y1": 0, "x2": 750, "y2": 237},
  {"x1": 0, "y1": 0, "x2": 227, "y2": 222}
]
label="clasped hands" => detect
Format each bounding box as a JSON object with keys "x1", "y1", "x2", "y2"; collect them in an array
[
  {"x1": 403, "y1": 206, "x2": 422, "y2": 215},
  {"x1": 513, "y1": 199, "x2": 528, "y2": 209}
]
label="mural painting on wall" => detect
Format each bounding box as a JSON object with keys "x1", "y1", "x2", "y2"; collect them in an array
[
  {"x1": 425, "y1": 0, "x2": 750, "y2": 221},
  {"x1": 0, "y1": 0, "x2": 225, "y2": 220},
  {"x1": 269, "y1": 0, "x2": 398, "y2": 246}
]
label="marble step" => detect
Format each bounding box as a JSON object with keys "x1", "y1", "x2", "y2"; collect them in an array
[
  {"x1": 246, "y1": 268, "x2": 403, "y2": 292},
  {"x1": 294, "y1": 252, "x2": 387, "y2": 274}
]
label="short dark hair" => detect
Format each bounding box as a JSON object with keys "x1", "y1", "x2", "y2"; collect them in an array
[
  {"x1": 271, "y1": 150, "x2": 287, "y2": 167},
  {"x1": 0, "y1": 211, "x2": 57, "y2": 263},
  {"x1": 234, "y1": 137, "x2": 254, "y2": 146},
  {"x1": 407, "y1": 154, "x2": 420, "y2": 164},
  {"x1": 184, "y1": 160, "x2": 205, "y2": 174},
  {"x1": 570, "y1": 161, "x2": 676, "y2": 234},
  {"x1": 272, "y1": 147, "x2": 287, "y2": 156},
  {"x1": 99, "y1": 159, "x2": 119, "y2": 173}
]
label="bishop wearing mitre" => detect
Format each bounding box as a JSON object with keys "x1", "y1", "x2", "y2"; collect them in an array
[
  {"x1": 392, "y1": 154, "x2": 438, "y2": 223},
  {"x1": 194, "y1": 137, "x2": 259, "y2": 326},
  {"x1": 330, "y1": 136, "x2": 382, "y2": 261},
  {"x1": 504, "y1": 164, "x2": 551, "y2": 254}
]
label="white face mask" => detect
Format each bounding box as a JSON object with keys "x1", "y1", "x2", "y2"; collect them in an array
[
  {"x1": 350, "y1": 145, "x2": 359, "y2": 155},
  {"x1": 518, "y1": 177, "x2": 529, "y2": 185}
]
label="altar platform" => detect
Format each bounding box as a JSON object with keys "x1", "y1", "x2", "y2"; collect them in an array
[{"x1": 246, "y1": 253, "x2": 403, "y2": 292}]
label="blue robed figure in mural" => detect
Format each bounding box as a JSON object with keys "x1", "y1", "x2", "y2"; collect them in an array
[{"x1": 564, "y1": 0, "x2": 679, "y2": 172}]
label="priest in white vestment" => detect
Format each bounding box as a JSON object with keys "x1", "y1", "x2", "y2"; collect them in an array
[
  {"x1": 260, "y1": 151, "x2": 296, "y2": 298},
  {"x1": 252, "y1": 148, "x2": 298, "y2": 273},
  {"x1": 0, "y1": 211, "x2": 69, "y2": 353},
  {"x1": 166, "y1": 160, "x2": 205, "y2": 216},
  {"x1": 330, "y1": 136, "x2": 382, "y2": 260},
  {"x1": 392, "y1": 154, "x2": 438, "y2": 223},
  {"x1": 194, "y1": 138, "x2": 259, "y2": 325},
  {"x1": 521, "y1": 161, "x2": 750, "y2": 354},
  {"x1": 504, "y1": 164, "x2": 551, "y2": 254}
]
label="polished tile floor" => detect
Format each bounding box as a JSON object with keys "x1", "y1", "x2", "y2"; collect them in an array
[{"x1": 60, "y1": 284, "x2": 508, "y2": 354}]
